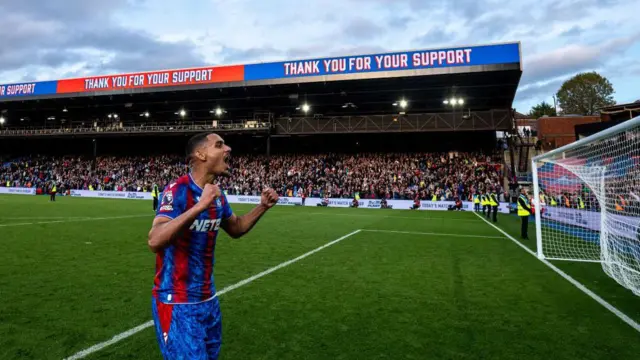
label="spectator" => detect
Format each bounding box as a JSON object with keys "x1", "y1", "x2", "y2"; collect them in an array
[{"x1": 0, "y1": 151, "x2": 504, "y2": 201}]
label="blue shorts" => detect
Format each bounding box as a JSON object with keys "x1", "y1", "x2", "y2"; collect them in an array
[{"x1": 151, "y1": 297, "x2": 222, "y2": 360}]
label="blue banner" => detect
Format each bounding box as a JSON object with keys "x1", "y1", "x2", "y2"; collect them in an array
[
  {"x1": 244, "y1": 43, "x2": 520, "y2": 81},
  {"x1": 0, "y1": 80, "x2": 58, "y2": 98}
]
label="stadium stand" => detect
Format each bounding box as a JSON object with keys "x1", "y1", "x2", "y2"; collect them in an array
[{"x1": 0, "y1": 152, "x2": 506, "y2": 201}]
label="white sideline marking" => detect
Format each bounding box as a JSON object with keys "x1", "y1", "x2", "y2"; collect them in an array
[
  {"x1": 362, "y1": 229, "x2": 503, "y2": 239},
  {"x1": 62, "y1": 229, "x2": 363, "y2": 360},
  {"x1": 2, "y1": 216, "x2": 89, "y2": 220},
  {"x1": 0, "y1": 214, "x2": 151, "y2": 228},
  {"x1": 307, "y1": 212, "x2": 482, "y2": 222},
  {"x1": 472, "y1": 212, "x2": 640, "y2": 333}
]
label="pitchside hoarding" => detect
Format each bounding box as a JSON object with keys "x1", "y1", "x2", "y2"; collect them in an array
[
  {"x1": 0, "y1": 42, "x2": 520, "y2": 99},
  {"x1": 1, "y1": 188, "x2": 510, "y2": 213}
]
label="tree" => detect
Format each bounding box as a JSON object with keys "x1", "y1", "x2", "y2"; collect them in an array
[
  {"x1": 529, "y1": 101, "x2": 557, "y2": 118},
  {"x1": 556, "y1": 72, "x2": 616, "y2": 115}
]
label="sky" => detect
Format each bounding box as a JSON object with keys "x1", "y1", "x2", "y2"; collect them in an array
[{"x1": 0, "y1": 0, "x2": 639, "y2": 113}]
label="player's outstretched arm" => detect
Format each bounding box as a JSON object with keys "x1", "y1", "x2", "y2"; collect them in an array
[
  {"x1": 147, "y1": 198, "x2": 209, "y2": 253},
  {"x1": 222, "y1": 188, "x2": 278, "y2": 239}
]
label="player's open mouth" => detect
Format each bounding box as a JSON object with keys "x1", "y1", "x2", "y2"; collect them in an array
[{"x1": 223, "y1": 153, "x2": 231, "y2": 169}]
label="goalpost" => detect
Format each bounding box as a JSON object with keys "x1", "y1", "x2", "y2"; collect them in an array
[{"x1": 532, "y1": 116, "x2": 640, "y2": 296}]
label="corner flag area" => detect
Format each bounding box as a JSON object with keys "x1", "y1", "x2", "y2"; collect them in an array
[{"x1": 1, "y1": 195, "x2": 638, "y2": 360}]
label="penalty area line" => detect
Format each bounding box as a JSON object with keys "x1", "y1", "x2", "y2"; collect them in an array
[
  {"x1": 62, "y1": 229, "x2": 363, "y2": 360},
  {"x1": 472, "y1": 212, "x2": 640, "y2": 333}
]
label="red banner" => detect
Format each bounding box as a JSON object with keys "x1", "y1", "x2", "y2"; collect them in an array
[{"x1": 56, "y1": 65, "x2": 244, "y2": 94}]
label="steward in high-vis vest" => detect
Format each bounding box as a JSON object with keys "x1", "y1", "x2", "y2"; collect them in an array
[
  {"x1": 50, "y1": 183, "x2": 57, "y2": 202},
  {"x1": 517, "y1": 188, "x2": 532, "y2": 240},
  {"x1": 481, "y1": 192, "x2": 487, "y2": 216},
  {"x1": 152, "y1": 184, "x2": 160, "y2": 211},
  {"x1": 576, "y1": 195, "x2": 585, "y2": 210},
  {"x1": 473, "y1": 192, "x2": 481, "y2": 212},
  {"x1": 489, "y1": 189, "x2": 499, "y2": 223}
]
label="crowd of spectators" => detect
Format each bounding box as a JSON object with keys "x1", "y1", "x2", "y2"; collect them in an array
[
  {"x1": 1, "y1": 155, "x2": 185, "y2": 193},
  {"x1": 1, "y1": 152, "x2": 505, "y2": 201}
]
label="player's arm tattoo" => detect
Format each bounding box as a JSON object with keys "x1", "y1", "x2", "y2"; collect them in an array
[{"x1": 221, "y1": 204, "x2": 269, "y2": 239}]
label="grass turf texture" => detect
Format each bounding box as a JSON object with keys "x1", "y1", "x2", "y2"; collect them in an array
[{"x1": 0, "y1": 194, "x2": 638, "y2": 360}]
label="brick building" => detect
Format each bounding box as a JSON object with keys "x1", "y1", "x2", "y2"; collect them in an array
[{"x1": 536, "y1": 115, "x2": 602, "y2": 150}]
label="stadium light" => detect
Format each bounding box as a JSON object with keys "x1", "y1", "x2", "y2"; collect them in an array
[
  {"x1": 107, "y1": 114, "x2": 113, "y2": 119},
  {"x1": 399, "y1": 99, "x2": 408, "y2": 109},
  {"x1": 210, "y1": 107, "x2": 225, "y2": 116},
  {"x1": 140, "y1": 112, "x2": 150, "y2": 118},
  {"x1": 0, "y1": 117, "x2": 5, "y2": 125},
  {"x1": 444, "y1": 98, "x2": 465, "y2": 106},
  {"x1": 113, "y1": 113, "x2": 119, "y2": 119},
  {"x1": 177, "y1": 109, "x2": 187, "y2": 118},
  {"x1": 296, "y1": 103, "x2": 310, "y2": 113},
  {"x1": 62, "y1": 107, "x2": 68, "y2": 113}
]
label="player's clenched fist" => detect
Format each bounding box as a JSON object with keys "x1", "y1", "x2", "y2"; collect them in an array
[
  {"x1": 198, "y1": 183, "x2": 222, "y2": 209},
  {"x1": 260, "y1": 188, "x2": 279, "y2": 208}
]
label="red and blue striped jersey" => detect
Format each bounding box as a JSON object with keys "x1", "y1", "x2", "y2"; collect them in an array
[{"x1": 152, "y1": 174, "x2": 233, "y2": 304}]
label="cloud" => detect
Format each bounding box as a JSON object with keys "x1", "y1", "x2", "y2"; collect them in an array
[
  {"x1": 0, "y1": 0, "x2": 132, "y2": 22},
  {"x1": 341, "y1": 17, "x2": 386, "y2": 40},
  {"x1": 560, "y1": 26, "x2": 583, "y2": 38},
  {"x1": 0, "y1": 0, "x2": 204, "y2": 75},
  {"x1": 386, "y1": 15, "x2": 414, "y2": 30},
  {"x1": 328, "y1": 45, "x2": 389, "y2": 57},
  {"x1": 543, "y1": 0, "x2": 621, "y2": 21},
  {"x1": 515, "y1": 78, "x2": 565, "y2": 102},
  {"x1": 349, "y1": 0, "x2": 489, "y2": 19},
  {"x1": 413, "y1": 28, "x2": 457, "y2": 47},
  {"x1": 220, "y1": 46, "x2": 284, "y2": 64},
  {"x1": 471, "y1": 13, "x2": 520, "y2": 39},
  {"x1": 522, "y1": 32, "x2": 640, "y2": 85}
]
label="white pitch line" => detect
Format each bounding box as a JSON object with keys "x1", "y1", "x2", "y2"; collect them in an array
[
  {"x1": 1, "y1": 216, "x2": 90, "y2": 220},
  {"x1": 306, "y1": 212, "x2": 482, "y2": 222},
  {"x1": 472, "y1": 212, "x2": 640, "y2": 333},
  {"x1": 362, "y1": 229, "x2": 504, "y2": 239},
  {"x1": 62, "y1": 229, "x2": 363, "y2": 360},
  {"x1": 0, "y1": 214, "x2": 151, "y2": 228}
]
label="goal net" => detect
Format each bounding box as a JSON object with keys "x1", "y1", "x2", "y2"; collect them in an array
[{"x1": 532, "y1": 116, "x2": 640, "y2": 296}]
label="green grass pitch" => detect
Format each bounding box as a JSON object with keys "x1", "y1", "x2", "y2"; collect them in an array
[{"x1": 1, "y1": 194, "x2": 639, "y2": 359}]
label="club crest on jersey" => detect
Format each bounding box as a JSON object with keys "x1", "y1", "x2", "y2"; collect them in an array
[{"x1": 215, "y1": 198, "x2": 222, "y2": 207}]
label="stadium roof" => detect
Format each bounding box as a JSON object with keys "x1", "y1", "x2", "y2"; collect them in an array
[{"x1": 0, "y1": 42, "x2": 522, "y2": 125}]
